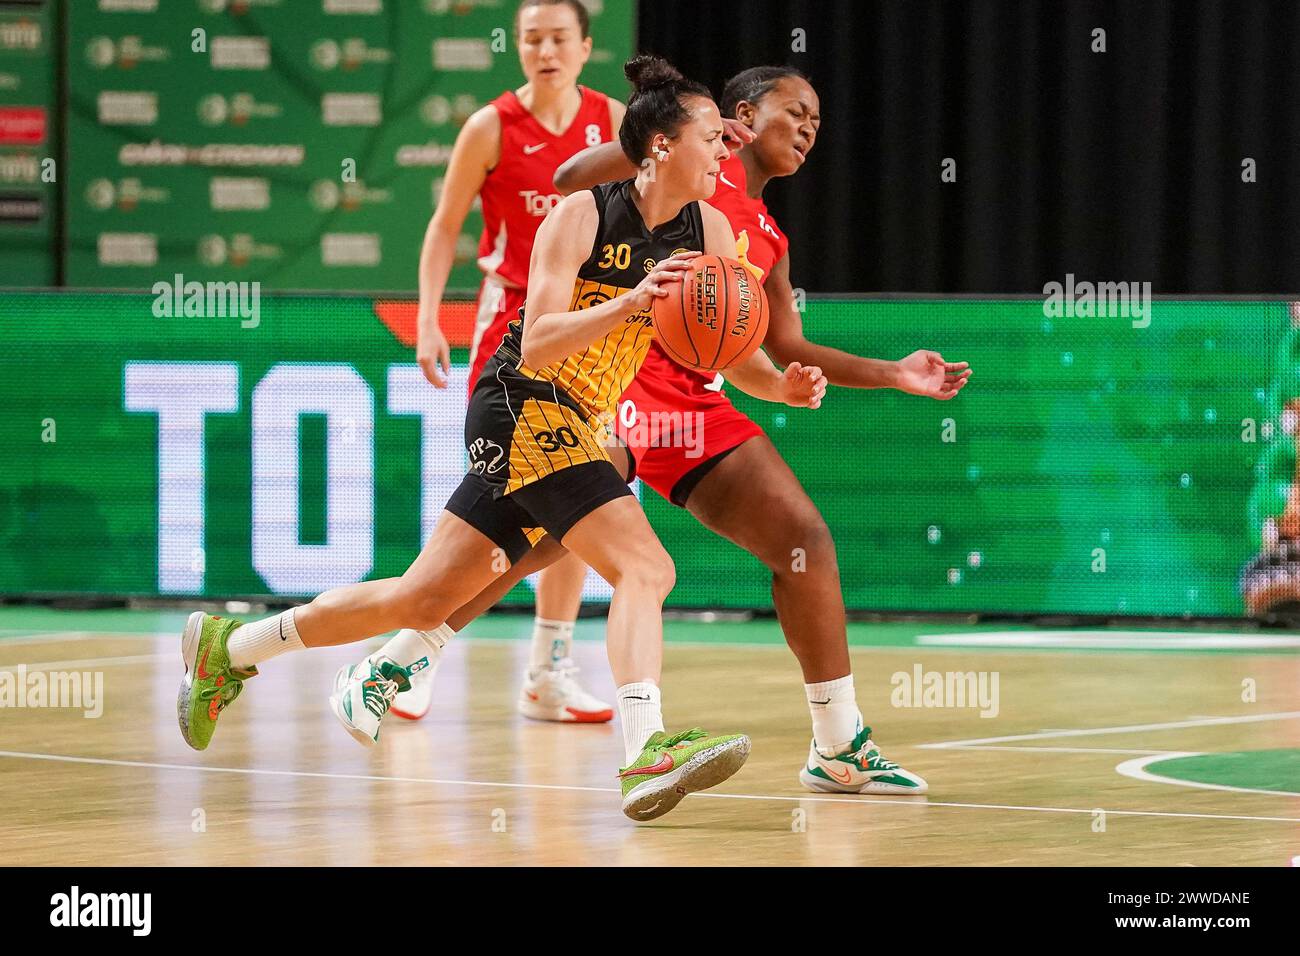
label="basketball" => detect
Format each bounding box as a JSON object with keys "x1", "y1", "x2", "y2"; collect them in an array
[{"x1": 652, "y1": 255, "x2": 769, "y2": 373}]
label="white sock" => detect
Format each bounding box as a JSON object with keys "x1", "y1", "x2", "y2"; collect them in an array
[
  {"x1": 379, "y1": 625, "x2": 453, "y2": 671},
  {"x1": 227, "y1": 609, "x2": 305, "y2": 670},
  {"x1": 529, "y1": 617, "x2": 574, "y2": 672},
  {"x1": 616, "y1": 682, "x2": 664, "y2": 764},
  {"x1": 806, "y1": 674, "x2": 861, "y2": 756}
]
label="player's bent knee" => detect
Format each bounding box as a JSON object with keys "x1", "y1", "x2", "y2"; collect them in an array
[
  {"x1": 655, "y1": 559, "x2": 677, "y2": 601},
  {"x1": 768, "y1": 512, "x2": 838, "y2": 575},
  {"x1": 611, "y1": 551, "x2": 676, "y2": 601},
  {"x1": 392, "y1": 586, "x2": 455, "y2": 632}
]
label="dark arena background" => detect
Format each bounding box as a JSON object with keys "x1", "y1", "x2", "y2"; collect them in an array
[{"x1": 0, "y1": 0, "x2": 1295, "y2": 915}]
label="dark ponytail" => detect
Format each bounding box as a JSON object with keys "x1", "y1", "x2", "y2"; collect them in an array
[{"x1": 618, "y1": 54, "x2": 712, "y2": 163}]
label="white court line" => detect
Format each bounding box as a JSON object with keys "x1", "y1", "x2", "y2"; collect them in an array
[
  {"x1": 0, "y1": 653, "x2": 170, "y2": 673},
  {"x1": 1114, "y1": 752, "x2": 1300, "y2": 799},
  {"x1": 0, "y1": 631, "x2": 169, "y2": 648},
  {"x1": 919, "y1": 711, "x2": 1300, "y2": 749},
  {"x1": 940, "y1": 745, "x2": 1176, "y2": 756},
  {"x1": 0, "y1": 749, "x2": 1295, "y2": 825},
  {"x1": 917, "y1": 631, "x2": 1300, "y2": 650}
]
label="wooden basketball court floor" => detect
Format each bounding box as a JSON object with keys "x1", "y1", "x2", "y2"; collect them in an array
[{"x1": 0, "y1": 607, "x2": 1296, "y2": 866}]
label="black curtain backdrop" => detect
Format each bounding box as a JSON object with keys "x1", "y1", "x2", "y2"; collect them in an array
[{"x1": 636, "y1": 0, "x2": 1300, "y2": 294}]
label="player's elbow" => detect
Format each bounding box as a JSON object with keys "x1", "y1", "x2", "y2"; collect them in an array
[
  {"x1": 520, "y1": 330, "x2": 556, "y2": 370},
  {"x1": 552, "y1": 158, "x2": 579, "y2": 195},
  {"x1": 421, "y1": 213, "x2": 459, "y2": 260}
]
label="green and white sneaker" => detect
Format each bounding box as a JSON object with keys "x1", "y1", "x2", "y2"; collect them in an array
[
  {"x1": 329, "y1": 653, "x2": 413, "y2": 747},
  {"x1": 799, "y1": 724, "x2": 928, "y2": 795},
  {"x1": 177, "y1": 611, "x2": 258, "y2": 752},
  {"x1": 619, "y1": 728, "x2": 750, "y2": 821}
]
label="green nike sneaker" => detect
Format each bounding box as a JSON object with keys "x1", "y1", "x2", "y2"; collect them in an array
[
  {"x1": 798, "y1": 723, "x2": 928, "y2": 795},
  {"x1": 619, "y1": 728, "x2": 750, "y2": 821},
  {"x1": 177, "y1": 611, "x2": 257, "y2": 751}
]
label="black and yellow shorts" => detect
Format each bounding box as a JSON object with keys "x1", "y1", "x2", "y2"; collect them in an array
[{"x1": 443, "y1": 358, "x2": 633, "y2": 563}]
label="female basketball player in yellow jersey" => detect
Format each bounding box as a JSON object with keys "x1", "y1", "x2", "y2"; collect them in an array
[
  {"x1": 410, "y1": 0, "x2": 624, "y2": 723},
  {"x1": 174, "y1": 55, "x2": 825, "y2": 822}
]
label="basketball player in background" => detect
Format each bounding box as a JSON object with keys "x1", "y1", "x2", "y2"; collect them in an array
[{"x1": 405, "y1": 0, "x2": 622, "y2": 723}]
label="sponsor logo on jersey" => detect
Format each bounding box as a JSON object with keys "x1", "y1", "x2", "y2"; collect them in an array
[
  {"x1": 734, "y1": 230, "x2": 765, "y2": 281},
  {"x1": 468, "y1": 437, "x2": 506, "y2": 475},
  {"x1": 519, "y1": 189, "x2": 560, "y2": 216}
]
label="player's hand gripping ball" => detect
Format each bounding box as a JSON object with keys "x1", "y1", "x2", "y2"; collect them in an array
[{"x1": 652, "y1": 254, "x2": 769, "y2": 373}]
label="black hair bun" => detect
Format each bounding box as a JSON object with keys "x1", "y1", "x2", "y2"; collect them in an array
[{"x1": 624, "y1": 54, "x2": 683, "y2": 95}]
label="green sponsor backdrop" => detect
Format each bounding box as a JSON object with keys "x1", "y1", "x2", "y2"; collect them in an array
[
  {"x1": 0, "y1": 291, "x2": 1286, "y2": 616},
  {"x1": 64, "y1": 0, "x2": 633, "y2": 290},
  {"x1": 0, "y1": 0, "x2": 57, "y2": 285}
]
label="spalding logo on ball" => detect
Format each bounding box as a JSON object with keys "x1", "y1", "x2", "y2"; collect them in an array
[{"x1": 652, "y1": 254, "x2": 769, "y2": 373}]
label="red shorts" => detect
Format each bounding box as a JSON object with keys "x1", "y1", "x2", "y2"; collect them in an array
[
  {"x1": 616, "y1": 343, "x2": 764, "y2": 506},
  {"x1": 467, "y1": 278, "x2": 526, "y2": 394}
]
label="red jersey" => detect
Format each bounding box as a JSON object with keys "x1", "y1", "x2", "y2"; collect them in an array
[
  {"x1": 637, "y1": 151, "x2": 790, "y2": 391},
  {"x1": 476, "y1": 86, "x2": 612, "y2": 290},
  {"x1": 708, "y1": 151, "x2": 789, "y2": 280}
]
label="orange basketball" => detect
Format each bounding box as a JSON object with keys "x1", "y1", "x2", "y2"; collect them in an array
[{"x1": 652, "y1": 255, "x2": 769, "y2": 373}]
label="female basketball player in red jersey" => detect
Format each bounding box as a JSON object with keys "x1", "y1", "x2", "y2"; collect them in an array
[
  {"x1": 383, "y1": 67, "x2": 969, "y2": 793},
  {"x1": 406, "y1": 0, "x2": 623, "y2": 723},
  {"x1": 547, "y1": 66, "x2": 972, "y2": 794}
]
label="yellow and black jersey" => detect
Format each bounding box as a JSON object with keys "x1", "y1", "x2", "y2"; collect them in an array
[
  {"x1": 471, "y1": 179, "x2": 706, "y2": 495},
  {"x1": 495, "y1": 178, "x2": 705, "y2": 421}
]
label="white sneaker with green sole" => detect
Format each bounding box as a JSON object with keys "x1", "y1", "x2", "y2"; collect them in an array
[
  {"x1": 329, "y1": 653, "x2": 413, "y2": 747},
  {"x1": 799, "y1": 724, "x2": 928, "y2": 795}
]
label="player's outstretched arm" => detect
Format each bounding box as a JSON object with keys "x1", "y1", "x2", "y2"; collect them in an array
[
  {"x1": 554, "y1": 118, "x2": 753, "y2": 195},
  {"x1": 762, "y1": 254, "x2": 972, "y2": 398},
  {"x1": 521, "y1": 194, "x2": 696, "y2": 369},
  {"x1": 553, "y1": 141, "x2": 640, "y2": 195}
]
